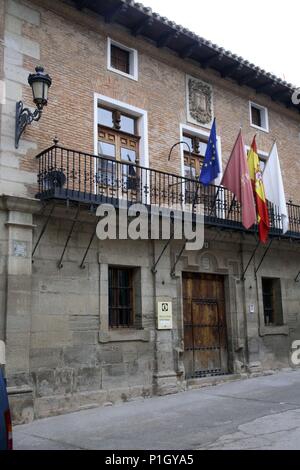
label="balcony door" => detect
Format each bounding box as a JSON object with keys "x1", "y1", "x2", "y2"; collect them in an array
[
  {"x1": 182, "y1": 133, "x2": 211, "y2": 211},
  {"x1": 182, "y1": 133, "x2": 221, "y2": 216},
  {"x1": 97, "y1": 107, "x2": 141, "y2": 202}
]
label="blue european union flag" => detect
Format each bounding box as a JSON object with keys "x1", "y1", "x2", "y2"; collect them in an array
[{"x1": 199, "y1": 119, "x2": 220, "y2": 186}]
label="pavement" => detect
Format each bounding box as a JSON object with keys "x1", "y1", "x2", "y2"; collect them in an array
[{"x1": 14, "y1": 369, "x2": 300, "y2": 450}]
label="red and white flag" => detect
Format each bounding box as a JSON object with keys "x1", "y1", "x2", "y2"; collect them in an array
[{"x1": 221, "y1": 131, "x2": 256, "y2": 229}]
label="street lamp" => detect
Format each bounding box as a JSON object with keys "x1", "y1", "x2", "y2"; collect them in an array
[{"x1": 15, "y1": 65, "x2": 52, "y2": 148}]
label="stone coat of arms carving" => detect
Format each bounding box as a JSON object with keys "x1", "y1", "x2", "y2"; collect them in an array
[{"x1": 187, "y1": 76, "x2": 213, "y2": 126}]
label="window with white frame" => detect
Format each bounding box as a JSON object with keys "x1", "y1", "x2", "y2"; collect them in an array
[
  {"x1": 249, "y1": 101, "x2": 269, "y2": 132},
  {"x1": 107, "y1": 38, "x2": 138, "y2": 81}
]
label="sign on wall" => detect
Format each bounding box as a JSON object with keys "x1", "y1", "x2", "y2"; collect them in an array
[
  {"x1": 157, "y1": 302, "x2": 173, "y2": 330},
  {"x1": 0, "y1": 341, "x2": 5, "y2": 365}
]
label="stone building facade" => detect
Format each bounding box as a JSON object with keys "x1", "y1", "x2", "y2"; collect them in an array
[{"x1": 0, "y1": 0, "x2": 300, "y2": 423}]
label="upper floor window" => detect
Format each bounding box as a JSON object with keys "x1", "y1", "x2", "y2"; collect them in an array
[
  {"x1": 111, "y1": 45, "x2": 130, "y2": 74},
  {"x1": 98, "y1": 106, "x2": 140, "y2": 187},
  {"x1": 98, "y1": 107, "x2": 137, "y2": 135},
  {"x1": 249, "y1": 101, "x2": 269, "y2": 132},
  {"x1": 183, "y1": 133, "x2": 208, "y2": 180},
  {"x1": 107, "y1": 38, "x2": 138, "y2": 81}
]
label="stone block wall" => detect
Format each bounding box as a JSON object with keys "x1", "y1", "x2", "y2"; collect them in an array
[{"x1": 27, "y1": 208, "x2": 156, "y2": 419}]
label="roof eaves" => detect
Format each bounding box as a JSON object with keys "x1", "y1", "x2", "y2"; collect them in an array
[{"x1": 119, "y1": 0, "x2": 297, "y2": 94}]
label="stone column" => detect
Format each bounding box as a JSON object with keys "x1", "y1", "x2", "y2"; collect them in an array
[
  {"x1": 1, "y1": 195, "x2": 40, "y2": 423},
  {"x1": 152, "y1": 240, "x2": 183, "y2": 396},
  {"x1": 241, "y1": 241, "x2": 263, "y2": 374}
]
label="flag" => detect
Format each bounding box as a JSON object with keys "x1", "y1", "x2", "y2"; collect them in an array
[
  {"x1": 221, "y1": 130, "x2": 256, "y2": 230},
  {"x1": 247, "y1": 136, "x2": 270, "y2": 243},
  {"x1": 263, "y1": 142, "x2": 289, "y2": 234},
  {"x1": 199, "y1": 118, "x2": 221, "y2": 185}
]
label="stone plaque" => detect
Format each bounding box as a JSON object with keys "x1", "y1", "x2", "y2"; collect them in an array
[
  {"x1": 13, "y1": 241, "x2": 27, "y2": 258},
  {"x1": 0, "y1": 340, "x2": 5, "y2": 365},
  {"x1": 157, "y1": 302, "x2": 173, "y2": 330},
  {"x1": 0, "y1": 80, "x2": 5, "y2": 105},
  {"x1": 187, "y1": 76, "x2": 213, "y2": 127}
]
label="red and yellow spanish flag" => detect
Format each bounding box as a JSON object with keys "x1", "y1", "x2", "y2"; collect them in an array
[{"x1": 247, "y1": 136, "x2": 270, "y2": 243}]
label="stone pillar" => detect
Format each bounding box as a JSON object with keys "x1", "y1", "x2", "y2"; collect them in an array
[
  {"x1": 241, "y1": 242, "x2": 263, "y2": 374},
  {"x1": 152, "y1": 240, "x2": 183, "y2": 396},
  {"x1": 1, "y1": 195, "x2": 40, "y2": 423}
]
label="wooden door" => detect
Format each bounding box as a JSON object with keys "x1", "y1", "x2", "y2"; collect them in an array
[
  {"x1": 183, "y1": 273, "x2": 228, "y2": 379},
  {"x1": 98, "y1": 127, "x2": 140, "y2": 201}
]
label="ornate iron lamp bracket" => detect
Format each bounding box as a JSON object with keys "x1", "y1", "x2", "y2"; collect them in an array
[{"x1": 15, "y1": 101, "x2": 42, "y2": 149}]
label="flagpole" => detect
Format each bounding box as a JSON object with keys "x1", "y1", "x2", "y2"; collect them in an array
[
  {"x1": 264, "y1": 139, "x2": 277, "y2": 173},
  {"x1": 209, "y1": 127, "x2": 242, "y2": 217},
  {"x1": 222, "y1": 128, "x2": 242, "y2": 219}
]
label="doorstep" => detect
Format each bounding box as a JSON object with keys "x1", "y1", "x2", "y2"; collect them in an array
[{"x1": 187, "y1": 373, "x2": 247, "y2": 390}]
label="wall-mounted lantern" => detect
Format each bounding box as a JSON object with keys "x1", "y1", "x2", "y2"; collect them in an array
[{"x1": 15, "y1": 65, "x2": 52, "y2": 148}]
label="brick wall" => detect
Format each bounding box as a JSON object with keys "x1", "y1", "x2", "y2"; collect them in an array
[{"x1": 2, "y1": 0, "x2": 300, "y2": 202}]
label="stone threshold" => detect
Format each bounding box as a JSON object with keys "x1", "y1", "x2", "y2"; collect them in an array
[
  {"x1": 187, "y1": 373, "x2": 247, "y2": 390},
  {"x1": 8, "y1": 385, "x2": 33, "y2": 395}
]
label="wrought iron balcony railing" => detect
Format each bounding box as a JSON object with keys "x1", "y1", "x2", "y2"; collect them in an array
[{"x1": 36, "y1": 144, "x2": 300, "y2": 237}]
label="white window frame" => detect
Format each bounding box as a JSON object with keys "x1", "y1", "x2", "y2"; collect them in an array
[
  {"x1": 249, "y1": 101, "x2": 269, "y2": 133},
  {"x1": 94, "y1": 93, "x2": 149, "y2": 202},
  {"x1": 107, "y1": 37, "x2": 138, "y2": 81}
]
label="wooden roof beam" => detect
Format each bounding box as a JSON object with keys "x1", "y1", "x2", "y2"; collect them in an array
[
  {"x1": 157, "y1": 30, "x2": 180, "y2": 48},
  {"x1": 104, "y1": 2, "x2": 128, "y2": 23},
  {"x1": 255, "y1": 80, "x2": 276, "y2": 94},
  {"x1": 220, "y1": 62, "x2": 243, "y2": 78},
  {"x1": 201, "y1": 53, "x2": 220, "y2": 69},
  {"x1": 180, "y1": 42, "x2": 198, "y2": 59},
  {"x1": 132, "y1": 17, "x2": 154, "y2": 37},
  {"x1": 238, "y1": 71, "x2": 259, "y2": 86}
]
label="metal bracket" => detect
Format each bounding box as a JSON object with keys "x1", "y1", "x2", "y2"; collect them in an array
[
  {"x1": 170, "y1": 242, "x2": 186, "y2": 278},
  {"x1": 79, "y1": 228, "x2": 97, "y2": 269},
  {"x1": 241, "y1": 240, "x2": 260, "y2": 280},
  {"x1": 32, "y1": 204, "x2": 56, "y2": 260},
  {"x1": 57, "y1": 206, "x2": 80, "y2": 269},
  {"x1": 254, "y1": 239, "x2": 274, "y2": 278},
  {"x1": 15, "y1": 101, "x2": 41, "y2": 148},
  {"x1": 151, "y1": 234, "x2": 174, "y2": 274}
]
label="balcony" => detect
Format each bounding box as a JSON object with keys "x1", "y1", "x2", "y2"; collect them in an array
[{"x1": 36, "y1": 144, "x2": 300, "y2": 238}]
